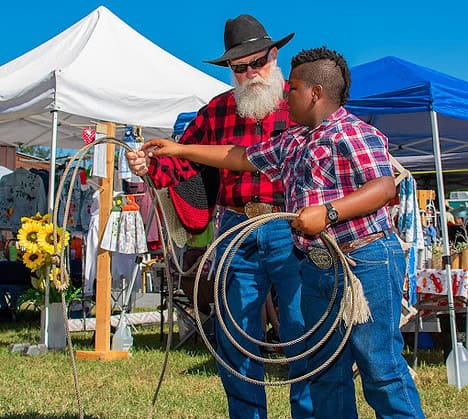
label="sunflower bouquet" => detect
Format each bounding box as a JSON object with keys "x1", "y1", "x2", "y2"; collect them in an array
[{"x1": 16, "y1": 212, "x2": 79, "y2": 308}]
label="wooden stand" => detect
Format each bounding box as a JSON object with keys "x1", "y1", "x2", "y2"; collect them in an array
[{"x1": 76, "y1": 122, "x2": 129, "y2": 361}]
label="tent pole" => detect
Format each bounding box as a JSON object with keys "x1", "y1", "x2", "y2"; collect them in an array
[
  {"x1": 40, "y1": 110, "x2": 59, "y2": 346},
  {"x1": 430, "y1": 110, "x2": 462, "y2": 390}
]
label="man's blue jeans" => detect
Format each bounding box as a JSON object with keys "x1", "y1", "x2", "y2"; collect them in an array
[
  {"x1": 215, "y1": 210, "x2": 313, "y2": 419},
  {"x1": 300, "y1": 233, "x2": 425, "y2": 419}
]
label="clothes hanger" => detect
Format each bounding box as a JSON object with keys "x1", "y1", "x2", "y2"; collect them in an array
[
  {"x1": 390, "y1": 154, "x2": 410, "y2": 186},
  {"x1": 122, "y1": 194, "x2": 140, "y2": 211}
]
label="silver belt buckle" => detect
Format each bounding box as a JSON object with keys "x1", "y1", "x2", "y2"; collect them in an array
[
  {"x1": 307, "y1": 247, "x2": 333, "y2": 270},
  {"x1": 244, "y1": 202, "x2": 273, "y2": 218}
]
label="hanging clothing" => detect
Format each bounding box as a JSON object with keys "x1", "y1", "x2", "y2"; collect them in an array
[
  {"x1": 79, "y1": 187, "x2": 97, "y2": 233},
  {"x1": 118, "y1": 126, "x2": 143, "y2": 183},
  {"x1": 116, "y1": 195, "x2": 147, "y2": 254},
  {"x1": 123, "y1": 180, "x2": 159, "y2": 243},
  {"x1": 56, "y1": 166, "x2": 82, "y2": 231},
  {"x1": 84, "y1": 190, "x2": 100, "y2": 297},
  {"x1": 0, "y1": 166, "x2": 12, "y2": 180},
  {"x1": 100, "y1": 210, "x2": 122, "y2": 252},
  {"x1": 84, "y1": 191, "x2": 145, "y2": 297},
  {"x1": 117, "y1": 210, "x2": 147, "y2": 254},
  {"x1": 398, "y1": 175, "x2": 425, "y2": 305},
  {"x1": 187, "y1": 221, "x2": 214, "y2": 248},
  {"x1": 30, "y1": 168, "x2": 50, "y2": 195},
  {"x1": 0, "y1": 168, "x2": 47, "y2": 231}
]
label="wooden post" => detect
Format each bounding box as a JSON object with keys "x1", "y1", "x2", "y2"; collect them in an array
[{"x1": 76, "y1": 122, "x2": 129, "y2": 360}]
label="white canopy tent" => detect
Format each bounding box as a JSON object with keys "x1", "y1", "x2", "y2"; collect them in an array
[
  {"x1": 0, "y1": 3, "x2": 231, "y2": 213},
  {"x1": 0, "y1": 5, "x2": 230, "y2": 350},
  {"x1": 0, "y1": 5, "x2": 230, "y2": 148}
]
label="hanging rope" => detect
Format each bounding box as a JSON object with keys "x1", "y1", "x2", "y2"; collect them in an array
[{"x1": 50, "y1": 136, "x2": 179, "y2": 419}]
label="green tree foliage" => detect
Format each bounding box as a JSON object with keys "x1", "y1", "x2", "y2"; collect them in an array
[{"x1": 18, "y1": 145, "x2": 51, "y2": 159}]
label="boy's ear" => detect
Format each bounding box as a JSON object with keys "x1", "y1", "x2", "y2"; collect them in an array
[{"x1": 311, "y1": 84, "x2": 323, "y2": 101}]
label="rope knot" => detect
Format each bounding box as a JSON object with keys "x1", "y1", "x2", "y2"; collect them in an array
[{"x1": 50, "y1": 254, "x2": 61, "y2": 266}]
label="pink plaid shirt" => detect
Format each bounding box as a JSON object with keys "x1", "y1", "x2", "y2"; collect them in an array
[{"x1": 246, "y1": 107, "x2": 394, "y2": 252}]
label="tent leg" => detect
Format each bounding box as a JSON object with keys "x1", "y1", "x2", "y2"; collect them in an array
[
  {"x1": 40, "y1": 110, "x2": 59, "y2": 347},
  {"x1": 412, "y1": 295, "x2": 421, "y2": 369},
  {"x1": 430, "y1": 110, "x2": 462, "y2": 390}
]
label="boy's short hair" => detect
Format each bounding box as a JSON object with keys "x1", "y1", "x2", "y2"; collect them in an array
[{"x1": 291, "y1": 46, "x2": 350, "y2": 106}]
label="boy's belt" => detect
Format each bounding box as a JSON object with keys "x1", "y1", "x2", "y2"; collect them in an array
[
  {"x1": 307, "y1": 229, "x2": 392, "y2": 269},
  {"x1": 338, "y1": 230, "x2": 391, "y2": 254}
]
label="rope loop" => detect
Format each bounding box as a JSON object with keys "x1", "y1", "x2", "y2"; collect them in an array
[{"x1": 191, "y1": 211, "x2": 370, "y2": 386}]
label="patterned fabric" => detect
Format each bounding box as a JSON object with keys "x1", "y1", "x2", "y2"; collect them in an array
[
  {"x1": 56, "y1": 166, "x2": 82, "y2": 231},
  {"x1": 417, "y1": 268, "x2": 468, "y2": 298},
  {"x1": 398, "y1": 174, "x2": 425, "y2": 304},
  {"x1": 124, "y1": 181, "x2": 159, "y2": 243},
  {"x1": 0, "y1": 168, "x2": 47, "y2": 231},
  {"x1": 100, "y1": 211, "x2": 122, "y2": 252},
  {"x1": 147, "y1": 88, "x2": 292, "y2": 207},
  {"x1": 79, "y1": 188, "x2": 96, "y2": 233},
  {"x1": 118, "y1": 126, "x2": 144, "y2": 183},
  {"x1": 247, "y1": 106, "x2": 394, "y2": 251},
  {"x1": 101, "y1": 210, "x2": 148, "y2": 254},
  {"x1": 117, "y1": 210, "x2": 147, "y2": 254}
]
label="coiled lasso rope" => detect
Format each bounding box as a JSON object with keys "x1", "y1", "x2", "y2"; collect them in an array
[
  {"x1": 49, "y1": 135, "x2": 371, "y2": 417},
  {"x1": 190, "y1": 211, "x2": 371, "y2": 386}
]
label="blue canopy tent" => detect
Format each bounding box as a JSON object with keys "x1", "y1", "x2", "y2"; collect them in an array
[
  {"x1": 347, "y1": 56, "x2": 468, "y2": 389},
  {"x1": 347, "y1": 56, "x2": 468, "y2": 159}
]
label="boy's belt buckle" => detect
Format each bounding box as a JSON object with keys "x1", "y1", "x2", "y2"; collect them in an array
[
  {"x1": 244, "y1": 202, "x2": 273, "y2": 218},
  {"x1": 307, "y1": 247, "x2": 333, "y2": 270}
]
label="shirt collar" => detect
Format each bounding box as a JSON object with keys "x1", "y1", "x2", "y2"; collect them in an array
[{"x1": 318, "y1": 106, "x2": 348, "y2": 130}]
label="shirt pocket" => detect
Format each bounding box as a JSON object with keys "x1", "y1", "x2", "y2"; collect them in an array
[{"x1": 299, "y1": 145, "x2": 335, "y2": 191}]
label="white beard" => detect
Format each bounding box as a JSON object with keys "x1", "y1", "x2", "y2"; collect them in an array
[{"x1": 233, "y1": 62, "x2": 285, "y2": 120}]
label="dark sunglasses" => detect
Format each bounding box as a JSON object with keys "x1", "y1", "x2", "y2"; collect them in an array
[{"x1": 230, "y1": 50, "x2": 271, "y2": 74}]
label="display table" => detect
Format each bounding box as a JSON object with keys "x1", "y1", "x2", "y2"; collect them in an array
[
  {"x1": 411, "y1": 269, "x2": 468, "y2": 367},
  {"x1": 415, "y1": 269, "x2": 467, "y2": 316},
  {"x1": 416, "y1": 269, "x2": 468, "y2": 298}
]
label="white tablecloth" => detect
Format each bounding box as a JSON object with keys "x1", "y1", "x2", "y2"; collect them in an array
[{"x1": 416, "y1": 269, "x2": 468, "y2": 298}]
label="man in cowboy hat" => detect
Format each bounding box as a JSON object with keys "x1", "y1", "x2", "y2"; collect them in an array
[{"x1": 126, "y1": 14, "x2": 313, "y2": 418}]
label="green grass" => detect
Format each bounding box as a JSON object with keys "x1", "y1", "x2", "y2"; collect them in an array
[{"x1": 0, "y1": 312, "x2": 467, "y2": 418}]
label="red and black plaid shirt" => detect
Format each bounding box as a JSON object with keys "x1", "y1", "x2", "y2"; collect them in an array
[{"x1": 147, "y1": 87, "x2": 292, "y2": 207}]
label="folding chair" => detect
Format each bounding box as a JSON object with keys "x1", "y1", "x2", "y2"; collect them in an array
[{"x1": 160, "y1": 246, "x2": 215, "y2": 348}]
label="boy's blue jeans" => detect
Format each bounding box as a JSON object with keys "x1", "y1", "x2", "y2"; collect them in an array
[
  {"x1": 300, "y1": 232, "x2": 425, "y2": 419},
  {"x1": 215, "y1": 211, "x2": 313, "y2": 419}
]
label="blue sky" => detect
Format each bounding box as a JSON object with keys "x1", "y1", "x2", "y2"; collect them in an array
[{"x1": 1, "y1": 1, "x2": 468, "y2": 85}]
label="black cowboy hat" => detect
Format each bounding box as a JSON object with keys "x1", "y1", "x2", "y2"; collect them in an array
[{"x1": 205, "y1": 14, "x2": 294, "y2": 67}]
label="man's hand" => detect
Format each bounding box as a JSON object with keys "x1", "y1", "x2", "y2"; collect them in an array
[
  {"x1": 125, "y1": 148, "x2": 151, "y2": 177},
  {"x1": 125, "y1": 138, "x2": 183, "y2": 177}
]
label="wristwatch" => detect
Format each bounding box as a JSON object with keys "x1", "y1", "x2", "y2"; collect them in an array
[{"x1": 325, "y1": 202, "x2": 339, "y2": 225}]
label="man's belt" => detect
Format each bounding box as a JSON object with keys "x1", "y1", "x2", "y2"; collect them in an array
[{"x1": 226, "y1": 202, "x2": 282, "y2": 218}]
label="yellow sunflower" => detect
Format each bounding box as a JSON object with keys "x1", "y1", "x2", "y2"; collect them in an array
[
  {"x1": 22, "y1": 250, "x2": 44, "y2": 271},
  {"x1": 17, "y1": 221, "x2": 42, "y2": 253},
  {"x1": 37, "y1": 224, "x2": 70, "y2": 255}
]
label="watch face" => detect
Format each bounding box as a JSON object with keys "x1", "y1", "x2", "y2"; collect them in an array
[{"x1": 326, "y1": 203, "x2": 338, "y2": 223}]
